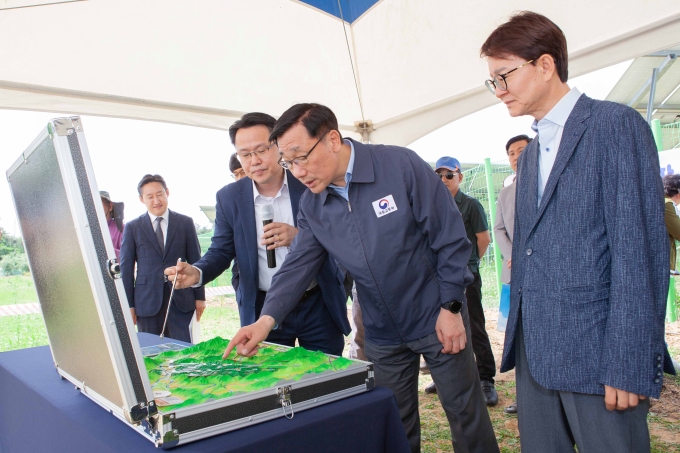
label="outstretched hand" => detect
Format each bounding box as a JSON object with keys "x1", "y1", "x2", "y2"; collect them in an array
[
  {"x1": 223, "y1": 316, "x2": 277, "y2": 359},
  {"x1": 164, "y1": 261, "x2": 200, "y2": 289}
]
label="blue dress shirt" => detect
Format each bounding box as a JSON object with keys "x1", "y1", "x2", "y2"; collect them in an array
[{"x1": 328, "y1": 139, "x2": 355, "y2": 201}]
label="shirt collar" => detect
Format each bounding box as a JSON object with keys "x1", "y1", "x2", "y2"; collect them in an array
[
  {"x1": 329, "y1": 139, "x2": 355, "y2": 190},
  {"x1": 532, "y1": 87, "x2": 582, "y2": 130},
  {"x1": 148, "y1": 209, "x2": 169, "y2": 224},
  {"x1": 454, "y1": 189, "x2": 464, "y2": 203},
  {"x1": 253, "y1": 171, "x2": 288, "y2": 202}
]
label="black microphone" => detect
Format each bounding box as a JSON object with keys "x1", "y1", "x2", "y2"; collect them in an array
[{"x1": 261, "y1": 204, "x2": 276, "y2": 268}]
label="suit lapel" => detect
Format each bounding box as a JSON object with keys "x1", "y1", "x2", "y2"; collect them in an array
[
  {"x1": 527, "y1": 95, "x2": 591, "y2": 235},
  {"x1": 164, "y1": 210, "x2": 179, "y2": 259},
  {"x1": 140, "y1": 212, "x2": 163, "y2": 257},
  {"x1": 236, "y1": 179, "x2": 259, "y2": 287}
]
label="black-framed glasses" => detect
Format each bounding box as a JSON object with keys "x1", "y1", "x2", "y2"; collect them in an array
[
  {"x1": 484, "y1": 60, "x2": 534, "y2": 95},
  {"x1": 278, "y1": 130, "x2": 329, "y2": 170},
  {"x1": 437, "y1": 172, "x2": 459, "y2": 180},
  {"x1": 237, "y1": 144, "x2": 274, "y2": 161}
]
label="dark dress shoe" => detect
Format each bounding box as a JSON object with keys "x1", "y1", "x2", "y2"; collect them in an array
[
  {"x1": 424, "y1": 382, "x2": 437, "y2": 394},
  {"x1": 504, "y1": 401, "x2": 517, "y2": 414},
  {"x1": 420, "y1": 360, "x2": 430, "y2": 375},
  {"x1": 481, "y1": 381, "x2": 498, "y2": 406}
]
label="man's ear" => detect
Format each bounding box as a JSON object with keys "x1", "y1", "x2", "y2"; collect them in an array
[
  {"x1": 539, "y1": 54, "x2": 556, "y2": 82},
  {"x1": 165, "y1": 188, "x2": 171, "y2": 198},
  {"x1": 329, "y1": 130, "x2": 342, "y2": 153},
  {"x1": 139, "y1": 196, "x2": 144, "y2": 204}
]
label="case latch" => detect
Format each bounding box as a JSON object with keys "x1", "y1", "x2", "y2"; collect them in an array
[{"x1": 277, "y1": 385, "x2": 294, "y2": 419}]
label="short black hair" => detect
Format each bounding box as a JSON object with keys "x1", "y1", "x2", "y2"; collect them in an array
[
  {"x1": 664, "y1": 174, "x2": 680, "y2": 198},
  {"x1": 228, "y1": 112, "x2": 276, "y2": 146},
  {"x1": 269, "y1": 103, "x2": 340, "y2": 144},
  {"x1": 137, "y1": 174, "x2": 167, "y2": 195},
  {"x1": 505, "y1": 134, "x2": 532, "y2": 153},
  {"x1": 229, "y1": 152, "x2": 242, "y2": 173}
]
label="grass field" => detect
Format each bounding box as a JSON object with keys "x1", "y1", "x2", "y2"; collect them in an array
[
  {"x1": 1, "y1": 273, "x2": 679, "y2": 451},
  {"x1": 0, "y1": 274, "x2": 38, "y2": 306}
]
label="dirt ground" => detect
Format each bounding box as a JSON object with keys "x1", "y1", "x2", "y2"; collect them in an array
[{"x1": 412, "y1": 310, "x2": 680, "y2": 452}]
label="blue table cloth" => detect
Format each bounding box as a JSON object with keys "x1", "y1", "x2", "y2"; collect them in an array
[{"x1": 0, "y1": 333, "x2": 409, "y2": 453}]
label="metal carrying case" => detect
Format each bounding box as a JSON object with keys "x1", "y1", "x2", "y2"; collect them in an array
[{"x1": 6, "y1": 117, "x2": 374, "y2": 449}]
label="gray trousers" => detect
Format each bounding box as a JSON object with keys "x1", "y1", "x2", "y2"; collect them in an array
[
  {"x1": 516, "y1": 321, "x2": 651, "y2": 453},
  {"x1": 364, "y1": 307, "x2": 498, "y2": 453}
]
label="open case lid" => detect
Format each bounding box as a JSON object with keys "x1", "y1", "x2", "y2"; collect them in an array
[{"x1": 6, "y1": 117, "x2": 156, "y2": 423}]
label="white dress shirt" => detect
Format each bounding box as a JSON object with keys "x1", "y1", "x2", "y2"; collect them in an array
[
  {"x1": 253, "y1": 173, "x2": 295, "y2": 291},
  {"x1": 532, "y1": 87, "x2": 582, "y2": 206},
  {"x1": 148, "y1": 209, "x2": 169, "y2": 245}
]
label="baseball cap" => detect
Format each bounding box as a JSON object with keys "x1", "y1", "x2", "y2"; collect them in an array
[{"x1": 435, "y1": 157, "x2": 461, "y2": 173}]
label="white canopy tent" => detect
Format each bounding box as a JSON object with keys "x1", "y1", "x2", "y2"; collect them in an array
[{"x1": 0, "y1": 0, "x2": 680, "y2": 145}]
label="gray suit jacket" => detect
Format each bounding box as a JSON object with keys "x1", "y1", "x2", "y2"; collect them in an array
[
  {"x1": 502, "y1": 95, "x2": 672, "y2": 398},
  {"x1": 494, "y1": 180, "x2": 515, "y2": 284}
]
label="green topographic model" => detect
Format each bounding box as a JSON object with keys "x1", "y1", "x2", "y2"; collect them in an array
[{"x1": 144, "y1": 337, "x2": 354, "y2": 410}]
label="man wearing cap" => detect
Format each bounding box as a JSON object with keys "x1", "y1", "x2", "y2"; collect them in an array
[
  {"x1": 427, "y1": 157, "x2": 496, "y2": 406},
  {"x1": 100, "y1": 191, "x2": 125, "y2": 260}
]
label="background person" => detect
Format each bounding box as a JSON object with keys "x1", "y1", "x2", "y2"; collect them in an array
[
  {"x1": 100, "y1": 191, "x2": 125, "y2": 260},
  {"x1": 482, "y1": 11, "x2": 674, "y2": 452},
  {"x1": 494, "y1": 134, "x2": 531, "y2": 415},
  {"x1": 200, "y1": 103, "x2": 499, "y2": 453},
  {"x1": 120, "y1": 174, "x2": 205, "y2": 342},
  {"x1": 424, "y1": 157, "x2": 496, "y2": 407},
  {"x1": 169, "y1": 112, "x2": 349, "y2": 355},
  {"x1": 663, "y1": 174, "x2": 680, "y2": 274}
]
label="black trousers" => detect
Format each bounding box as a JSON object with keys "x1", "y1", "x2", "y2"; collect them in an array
[
  {"x1": 466, "y1": 269, "x2": 496, "y2": 383},
  {"x1": 136, "y1": 283, "x2": 194, "y2": 343}
]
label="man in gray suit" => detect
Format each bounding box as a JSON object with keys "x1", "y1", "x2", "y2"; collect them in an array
[
  {"x1": 494, "y1": 134, "x2": 530, "y2": 415},
  {"x1": 482, "y1": 11, "x2": 674, "y2": 452}
]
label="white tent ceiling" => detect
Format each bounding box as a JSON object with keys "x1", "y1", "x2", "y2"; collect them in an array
[{"x1": 0, "y1": 0, "x2": 680, "y2": 145}]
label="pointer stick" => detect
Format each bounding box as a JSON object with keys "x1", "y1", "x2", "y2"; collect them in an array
[{"x1": 160, "y1": 258, "x2": 183, "y2": 339}]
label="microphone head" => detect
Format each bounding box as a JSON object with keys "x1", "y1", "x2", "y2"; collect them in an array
[{"x1": 261, "y1": 204, "x2": 274, "y2": 221}]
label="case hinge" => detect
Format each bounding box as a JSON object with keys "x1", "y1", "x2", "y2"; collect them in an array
[
  {"x1": 277, "y1": 385, "x2": 294, "y2": 419},
  {"x1": 366, "y1": 364, "x2": 375, "y2": 390},
  {"x1": 129, "y1": 400, "x2": 158, "y2": 423},
  {"x1": 107, "y1": 258, "x2": 121, "y2": 279}
]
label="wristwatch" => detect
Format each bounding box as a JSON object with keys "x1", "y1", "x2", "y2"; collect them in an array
[{"x1": 441, "y1": 300, "x2": 463, "y2": 314}]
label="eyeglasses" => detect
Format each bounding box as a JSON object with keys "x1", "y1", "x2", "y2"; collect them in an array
[
  {"x1": 237, "y1": 144, "x2": 273, "y2": 161},
  {"x1": 437, "y1": 172, "x2": 460, "y2": 180},
  {"x1": 231, "y1": 170, "x2": 246, "y2": 180},
  {"x1": 279, "y1": 130, "x2": 329, "y2": 170},
  {"x1": 484, "y1": 60, "x2": 534, "y2": 95}
]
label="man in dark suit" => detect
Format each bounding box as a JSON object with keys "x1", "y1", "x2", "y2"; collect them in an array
[
  {"x1": 481, "y1": 11, "x2": 674, "y2": 452},
  {"x1": 167, "y1": 112, "x2": 349, "y2": 355},
  {"x1": 120, "y1": 174, "x2": 205, "y2": 343}
]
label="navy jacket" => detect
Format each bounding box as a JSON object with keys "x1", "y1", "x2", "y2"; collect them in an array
[
  {"x1": 193, "y1": 171, "x2": 350, "y2": 335},
  {"x1": 504, "y1": 95, "x2": 673, "y2": 398},
  {"x1": 261, "y1": 139, "x2": 473, "y2": 345},
  {"x1": 120, "y1": 210, "x2": 205, "y2": 317}
]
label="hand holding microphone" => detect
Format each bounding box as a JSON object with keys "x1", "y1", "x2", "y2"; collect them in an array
[
  {"x1": 261, "y1": 204, "x2": 276, "y2": 268},
  {"x1": 260, "y1": 204, "x2": 299, "y2": 261}
]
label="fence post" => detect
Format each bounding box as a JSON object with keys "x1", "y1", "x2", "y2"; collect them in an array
[{"x1": 483, "y1": 158, "x2": 502, "y2": 296}]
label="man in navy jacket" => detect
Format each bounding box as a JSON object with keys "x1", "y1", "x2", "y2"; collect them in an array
[
  {"x1": 169, "y1": 112, "x2": 349, "y2": 355},
  {"x1": 202, "y1": 104, "x2": 499, "y2": 453},
  {"x1": 481, "y1": 11, "x2": 674, "y2": 452},
  {"x1": 120, "y1": 174, "x2": 205, "y2": 342}
]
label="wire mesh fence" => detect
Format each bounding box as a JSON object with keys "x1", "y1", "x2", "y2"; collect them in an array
[
  {"x1": 662, "y1": 122, "x2": 680, "y2": 150},
  {"x1": 459, "y1": 160, "x2": 514, "y2": 305}
]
